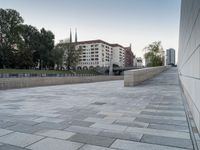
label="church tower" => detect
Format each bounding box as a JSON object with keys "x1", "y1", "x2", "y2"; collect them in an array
[
  {"x1": 69, "y1": 28, "x2": 72, "y2": 43},
  {"x1": 75, "y1": 28, "x2": 78, "y2": 43}
]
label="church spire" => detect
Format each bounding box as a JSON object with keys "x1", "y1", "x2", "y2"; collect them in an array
[
  {"x1": 75, "y1": 28, "x2": 77, "y2": 43},
  {"x1": 69, "y1": 28, "x2": 72, "y2": 43}
]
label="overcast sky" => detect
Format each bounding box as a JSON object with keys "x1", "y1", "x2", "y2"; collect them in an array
[{"x1": 0, "y1": 0, "x2": 181, "y2": 58}]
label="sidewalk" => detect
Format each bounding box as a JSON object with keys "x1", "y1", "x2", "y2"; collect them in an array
[{"x1": 0, "y1": 68, "x2": 197, "y2": 150}]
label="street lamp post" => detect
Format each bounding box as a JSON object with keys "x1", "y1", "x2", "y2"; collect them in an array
[{"x1": 109, "y1": 54, "x2": 113, "y2": 76}]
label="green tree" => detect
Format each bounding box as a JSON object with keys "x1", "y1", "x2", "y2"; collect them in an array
[
  {"x1": 57, "y1": 42, "x2": 81, "y2": 70},
  {"x1": 0, "y1": 9, "x2": 56, "y2": 69},
  {"x1": 16, "y1": 25, "x2": 41, "y2": 68},
  {"x1": 0, "y1": 9, "x2": 24, "y2": 68},
  {"x1": 50, "y1": 45, "x2": 64, "y2": 70},
  {"x1": 144, "y1": 41, "x2": 164, "y2": 67},
  {"x1": 38, "y1": 28, "x2": 55, "y2": 69}
]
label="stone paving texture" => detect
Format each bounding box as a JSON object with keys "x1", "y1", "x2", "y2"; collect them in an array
[{"x1": 0, "y1": 68, "x2": 198, "y2": 149}]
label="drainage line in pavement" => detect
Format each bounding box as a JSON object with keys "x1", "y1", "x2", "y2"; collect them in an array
[{"x1": 180, "y1": 81, "x2": 199, "y2": 150}]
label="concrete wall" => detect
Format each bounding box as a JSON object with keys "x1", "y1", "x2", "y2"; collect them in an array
[
  {"x1": 0, "y1": 76, "x2": 123, "y2": 90},
  {"x1": 124, "y1": 66, "x2": 168, "y2": 87},
  {"x1": 178, "y1": 0, "x2": 200, "y2": 131}
]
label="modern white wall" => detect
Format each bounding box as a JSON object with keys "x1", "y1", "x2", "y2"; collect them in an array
[{"x1": 178, "y1": 0, "x2": 200, "y2": 131}]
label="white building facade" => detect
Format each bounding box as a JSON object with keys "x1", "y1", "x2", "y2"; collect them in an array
[
  {"x1": 76, "y1": 40, "x2": 125, "y2": 70},
  {"x1": 178, "y1": 0, "x2": 200, "y2": 132}
]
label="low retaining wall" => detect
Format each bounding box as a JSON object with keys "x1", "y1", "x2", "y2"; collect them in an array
[
  {"x1": 124, "y1": 66, "x2": 169, "y2": 87},
  {"x1": 0, "y1": 76, "x2": 123, "y2": 90}
]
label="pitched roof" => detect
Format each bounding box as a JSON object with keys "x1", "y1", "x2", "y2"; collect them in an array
[{"x1": 77, "y1": 39, "x2": 125, "y2": 48}]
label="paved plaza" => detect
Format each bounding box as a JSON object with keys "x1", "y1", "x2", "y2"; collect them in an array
[{"x1": 0, "y1": 68, "x2": 198, "y2": 150}]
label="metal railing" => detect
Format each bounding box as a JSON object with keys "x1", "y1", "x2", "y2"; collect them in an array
[{"x1": 0, "y1": 73, "x2": 97, "y2": 78}]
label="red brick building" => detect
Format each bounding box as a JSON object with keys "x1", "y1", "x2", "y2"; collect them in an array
[{"x1": 125, "y1": 45, "x2": 135, "y2": 67}]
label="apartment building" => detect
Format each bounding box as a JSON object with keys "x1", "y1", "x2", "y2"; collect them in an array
[
  {"x1": 166, "y1": 48, "x2": 175, "y2": 65},
  {"x1": 76, "y1": 40, "x2": 125, "y2": 70}
]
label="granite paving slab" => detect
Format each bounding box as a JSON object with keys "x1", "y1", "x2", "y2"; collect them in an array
[
  {"x1": 67, "y1": 119, "x2": 94, "y2": 127},
  {"x1": 65, "y1": 125, "x2": 102, "y2": 135},
  {"x1": 126, "y1": 126, "x2": 191, "y2": 139},
  {"x1": 141, "y1": 111, "x2": 186, "y2": 117},
  {"x1": 79, "y1": 144, "x2": 116, "y2": 150},
  {"x1": 68, "y1": 133, "x2": 115, "y2": 147},
  {"x1": 114, "y1": 120, "x2": 149, "y2": 128},
  {"x1": 0, "y1": 128, "x2": 13, "y2": 136},
  {"x1": 6, "y1": 123, "x2": 43, "y2": 134},
  {"x1": 0, "y1": 144, "x2": 30, "y2": 150},
  {"x1": 33, "y1": 122, "x2": 69, "y2": 130},
  {"x1": 84, "y1": 117, "x2": 116, "y2": 124},
  {"x1": 27, "y1": 138, "x2": 83, "y2": 150},
  {"x1": 98, "y1": 129, "x2": 143, "y2": 141},
  {"x1": 35, "y1": 129, "x2": 75, "y2": 140},
  {"x1": 141, "y1": 134, "x2": 193, "y2": 149},
  {"x1": 91, "y1": 123, "x2": 127, "y2": 131},
  {"x1": 134, "y1": 117, "x2": 188, "y2": 126},
  {"x1": 0, "y1": 132, "x2": 44, "y2": 147},
  {"x1": 0, "y1": 121, "x2": 17, "y2": 128},
  {"x1": 148, "y1": 123, "x2": 189, "y2": 132},
  {"x1": 111, "y1": 139, "x2": 188, "y2": 150}
]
